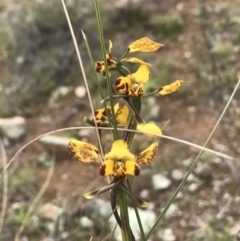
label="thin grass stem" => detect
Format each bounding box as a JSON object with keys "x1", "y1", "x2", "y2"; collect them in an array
[
  {"x1": 145, "y1": 77, "x2": 240, "y2": 240},
  {"x1": 0, "y1": 140, "x2": 8, "y2": 234},
  {"x1": 60, "y1": 0, "x2": 104, "y2": 157},
  {"x1": 93, "y1": 0, "x2": 119, "y2": 140},
  {"x1": 1, "y1": 124, "x2": 236, "y2": 180}
]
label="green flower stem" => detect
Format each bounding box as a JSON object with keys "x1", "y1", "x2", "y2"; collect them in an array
[
  {"x1": 110, "y1": 189, "x2": 122, "y2": 228},
  {"x1": 143, "y1": 89, "x2": 160, "y2": 98},
  {"x1": 119, "y1": 183, "x2": 148, "y2": 208},
  {"x1": 94, "y1": 0, "x2": 119, "y2": 140},
  {"x1": 124, "y1": 98, "x2": 142, "y2": 146},
  {"x1": 82, "y1": 31, "x2": 104, "y2": 100},
  {"x1": 118, "y1": 188, "x2": 134, "y2": 241},
  {"x1": 124, "y1": 179, "x2": 145, "y2": 241},
  {"x1": 101, "y1": 94, "x2": 129, "y2": 104},
  {"x1": 124, "y1": 98, "x2": 144, "y2": 124}
]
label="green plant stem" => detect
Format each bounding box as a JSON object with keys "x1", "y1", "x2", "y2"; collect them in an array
[
  {"x1": 94, "y1": 0, "x2": 119, "y2": 140},
  {"x1": 81, "y1": 31, "x2": 104, "y2": 100},
  {"x1": 145, "y1": 78, "x2": 240, "y2": 240},
  {"x1": 118, "y1": 189, "x2": 133, "y2": 241}
]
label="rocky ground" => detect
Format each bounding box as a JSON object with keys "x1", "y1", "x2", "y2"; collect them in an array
[{"x1": 1, "y1": 0, "x2": 240, "y2": 241}]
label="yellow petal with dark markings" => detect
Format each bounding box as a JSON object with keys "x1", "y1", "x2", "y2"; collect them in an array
[
  {"x1": 68, "y1": 139, "x2": 99, "y2": 163},
  {"x1": 99, "y1": 159, "x2": 114, "y2": 176},
  {"x1": 128, "y1": 37, "x2": 163, "y2": 53},
  {"x1": 125, "y1": 161, "x2": 140, "y2": 176},
  {"x1": 115, "y1": 103, "x2": 130, "y2": 125},
  {"x1": 115, "y1": 76, "x2": 131, "y2": 94},
  {"x1": 159, "y1": 80, "x2": 185, "y2": 95},
  {"x1": 137, "y1": 142, "x2": 158, "y2": 166}
]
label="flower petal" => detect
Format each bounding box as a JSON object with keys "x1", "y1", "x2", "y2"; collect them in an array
[
  {"x1": 121, "y1": 57, "x2": 152, "y2": 67},
  {"x1": 159, "y1": 80, "x2": 185, "y2": 95},
  {"x1": 115, "y1": 103, "x2": 130, "y2": 125},
  {"x1": 104, "y1": 140, "x2": 135, "y2": 161},
  {"x1": 95, "y1": 61, "x2": 105, "y2": 73},
  {"x1": 136, "y1": 142, "x2": 158, "y2": 166},
  {"x1": 94, "y1": 106, "x2": 111, "y2": 123},
  {"x1": 127, "y1": 37, "x2": 163, "y2": 53},
  {"x1": 125, "y1": 161, "x2": 140, "y2": 176},
  {"x1": 115, "y1": 76, "x2": 132, "y2": 94},
  {"x1": 68, "y1": 139, "x2": 99, "y2": 163},
  {"x1": 137, "y1": 123, "x2": 162, "y2": 137},
  {"x1": 109, "y1": 39, "x2": 113, "y2": 53},
  {"x1": 130, "y1": 64, "x2": 150, "y2": 84},
  {"x1": 99, "y1": 159, "x2": 114, "y2": 176}
]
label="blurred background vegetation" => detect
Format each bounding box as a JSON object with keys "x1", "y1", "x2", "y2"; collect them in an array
[{"x1": 1, "y1": 0, "x2": 240, "y2": 240}]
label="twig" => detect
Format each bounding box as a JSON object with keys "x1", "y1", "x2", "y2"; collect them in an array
[{"x1": 0, "y1": 140, "x2": 8, "y2": 234}]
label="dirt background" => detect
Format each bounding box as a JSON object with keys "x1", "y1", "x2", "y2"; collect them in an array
[{"x1": 1, "y1": 0, "x2": 240, "y2": 240}]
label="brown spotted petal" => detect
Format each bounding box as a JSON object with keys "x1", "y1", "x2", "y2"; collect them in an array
[
  {"x1": 127, "y1": 37, "x2": 163, "y2": 53},
  {"x1": 136, "y1": 142, "x2": 158, "y2": 166},
  {"x1": 68, "y1": 139, "x2": 99, "y2": 163}
]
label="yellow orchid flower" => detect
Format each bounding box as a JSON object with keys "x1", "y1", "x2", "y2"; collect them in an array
[
  {"x1": 116, "y1": 64, "x2": 150, "y2": 97},
  {"x1": 95, "y1": 40, "x2": 118, "y2": 75},
  {"x1": 95, "y1": 37, "x2": 162, "y2": 75},
  {"x1": 68, "y1": 139, "x2": 158, "y2": 178},
  {"x1": 93, "y1": 103, "x2": 130, "y2": 125},
  {"x1": 100, "y1": 140, "x2": 158, "y2": 177}
]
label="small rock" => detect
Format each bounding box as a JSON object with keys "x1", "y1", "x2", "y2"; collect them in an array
[
  {"x1": 152, "y1": 174, "x2": 172, "y2": 190},
  {"x1": 110, "y1": 207, "x2": 156, "y2": 241},
  {"x1": 171, "y1": 169, "x2": 184, "y2": 181},
  {"x1": 40, "y1": 203, "x2": 63, "y2": 221},
  {"x1": 182, "y1": 157, "x2": 193, "y2": 166},
  {"x1": 194, "y1": 163, "x2": 213, "y2": 181},
  {"x1": 75, "y1": 86, "x2": 86, "y2": 98},
  {"x1": 10, "y1": 202, "x2": 25, "y2": 210},
  {"x1": 187, "y1": 173, "x2": 196, "y2": 182},
  {"x1": 161, "y1": 204, "x2": 178, "y2": 218},
  {"x1": 37, "y1": 152, "x2": 53, "y2": 167},
  {"x1": 213, "y1": 157, "x2": 222, "y2": 164},
  {"x1": 39, "y1": 115, "x2": 52, "y2": 124},
  {"x1": 176, "y1": 3, "x2": 185, "y2": 11},
  {"x1": 184, "y1": 51, "x2": 192, "y2": 59},
  {"x1": 80, "y1": 216, "x2": 93, "y2": 228},
  {"x1": 161, "y1": 228, "x2": 176, "y2": 241},
  {"x1": 78, "y1": 129, "x2": 93, "y2": 137},
  {"x1": 84, "y1": 199, "x2": 111, "y2": 218},
  {"x1": 176, "y1": 191, "x2": 183, "y2": 199},
  {"x1": 0, "y1": 116, "x2": 26, "y2": 140},
  {"x1": 39, "y1": 135, "x2": 69, "y2": 151},
  {"x1": 149, "y1": 105, "x2": 160, "y2": 120},
  {"x1": 49, "y1": 86, "x2": 72, "y2": 106},
  {"x1": 16, "y1": 55, "x2": 25, "y2": 65},
  {"x1": 147, "y1": 97, "x2": 157, "y2": 106},
  {"x1": 140, "y1": 189, "x2": 149, "y2": 200},
  {"x1": 60, "y1": 232, "x2": 69, "y2": 239},
  {"x1": 147, "y1": 202, "x2": 155, "y2": 210},
  {"x1": 61, "y1": 173, "x2": 68, "y2": 180},
  {"x1": 188, "y1": 183, "x2": 200, "y2": 193},
  {"x1": 187, "y1": 106, "x2": 196, "y2": 113}
]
